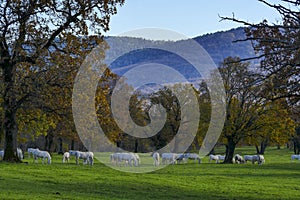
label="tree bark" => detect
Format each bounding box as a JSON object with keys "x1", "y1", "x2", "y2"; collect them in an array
[
  {"x1": 260, "y1": 141, "x2": 268, "y2": 155},
  {"x1": 224, "y1": 138, "x2": 236, "y2": 163},
  {"x1": 3, "y1": 109, "x2": 20, "y2": 162},
  {"x1": 134, "y1": 139, "x2": 138, "y2": 153},
  {"x1": 2, "y1": 60, "x2": 20, "y2": 162},
  {"x1": 57, "y1": 137, "x2": 63, "y2": 154},
  {"x1": 255, "y1": 145, "x2": 260, "y2": 154},
  {"x1": 71, "y1": 140, "x2": 75, "y2": 150}
]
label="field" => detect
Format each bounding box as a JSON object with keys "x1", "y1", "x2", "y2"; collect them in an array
[{"x1": 0, "y1": 147, "x2": 300, "y2": 200}]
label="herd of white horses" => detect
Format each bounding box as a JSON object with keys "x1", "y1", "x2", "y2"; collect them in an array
[
  {"x1": 0, "y1": 148, "x2": 300, "y2": 166},
  {"x1": 209, "y1": 154, "x2": 266, "y2": 165},
  {"x1": 0, "y1": 148, "x2": 94, "y2": 166}
]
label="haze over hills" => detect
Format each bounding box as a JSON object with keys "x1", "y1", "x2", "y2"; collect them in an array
[{"x1": 105, "y1": 27, "x2": 257, "y2": 83}]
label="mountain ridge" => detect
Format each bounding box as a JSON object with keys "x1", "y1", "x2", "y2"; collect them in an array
[{"x1": 104, "y1": 27, "x2": 256, "y2": 83}]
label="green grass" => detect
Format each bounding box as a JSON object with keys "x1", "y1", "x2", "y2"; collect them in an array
[{"x1": 0, "y1": 147, "x2": 300, "y2": 200}]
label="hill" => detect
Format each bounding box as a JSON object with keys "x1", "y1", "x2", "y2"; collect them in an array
[{"x1": 105, "y1": 27, "x2": 256, "y2": 82}]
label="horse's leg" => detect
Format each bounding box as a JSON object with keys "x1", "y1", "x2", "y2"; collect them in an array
[
  {"x1": 89, "y1": 157, "x2": 93, "y2": 166},
  {"x1": 34, "y1": 155, "x2": 38, "y2": 164}
]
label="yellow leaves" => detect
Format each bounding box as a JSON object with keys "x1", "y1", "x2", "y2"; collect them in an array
[
  {"x1": 17, "y1": 108, "x2": 56, "y2": 142},
  {"x1": 249, "y1": 100, "x2": 296, "y2": 145}
]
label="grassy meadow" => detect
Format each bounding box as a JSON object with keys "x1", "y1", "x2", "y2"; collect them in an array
[{"x1": 0, "y1": 146, "x2": 300, "y2": 200}]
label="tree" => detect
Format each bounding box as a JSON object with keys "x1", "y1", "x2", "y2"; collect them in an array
[
  {"x1": 246, "y1": 100, "x2": 296, "y2": 154},
  {"x1": 147, "y1": 83, "x2": 199, "y2": 153},
  {"x1": 221, "y1": 0, "x2": 300, "y2": 104},
  {"x1": 0, "y1": 0, "x2": 124, "y2": 162},
  {"x1": 219, "y1": 57, "x2": 265, "y2": 163}
]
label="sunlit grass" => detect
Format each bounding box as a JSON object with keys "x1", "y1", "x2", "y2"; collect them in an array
[{"x1": 0, "y1": 147, "x2": 299, "y2": 199}]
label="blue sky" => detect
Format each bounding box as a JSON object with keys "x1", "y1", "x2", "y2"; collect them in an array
[{"x1": 105, "y1": 0, "x2": 282, "y2": 38}]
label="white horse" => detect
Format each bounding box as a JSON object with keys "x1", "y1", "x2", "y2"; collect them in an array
[
  {"x1": 185, "y1": 153, "x2": 201, "y2": 164},
  {"x1": 69, "y1": 150, "x2": 94, "y2": 166},
  {"x1": 152, "y1": 152, "x2": 160, "y2": 166},
  {"x1": 110, "y1": 153, "x2": 118, "y2": 165},
  {"x1": 76, "y1": 151, "x2": 94, "y2": 166},
  {"x1": 161, "y1": 153, "x2": 177, "y2": 165},
  {"x1": 291, "y1": 154, "x2": 300, "y2": 162},
  {"x1": 176, "y1": 154, "x2": 188, "y2": 164},
  {"x1": 234, "y1": 154, "x2": 245, "y2": 164},
  {"x1": 256, "y1": 155, "x2": 265, "y2": 165},
  {"x1": 134, "y1": 153, "x2": 140, "y2": 166},
  {"x1": 244, "y1": 155, "x2": 254, "y2": 163},
  {"x1": 114, "y1": 153, "x2": 138, "y2": 167},
  {"x1": 218, "y1": 155, "x2": 225, "y2": 162},
  {"x1": 33, "y1": 149, "x2": 51, "y2": 164},
  {"x1": 28, "y1": 148, "x2": 38, "y2": 158},
  {"x1": 62, "y1": 152, "x2": 70, "y2": 163},
  {"x1": 209, "y1": 154, "x2": 224, "y2": 163},
  {"x1": 245, "y1": 155, "x2": 265, "y2": 165}
]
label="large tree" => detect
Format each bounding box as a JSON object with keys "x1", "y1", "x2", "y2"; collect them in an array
[
  {"x1": 219, "y1": 57, "x2": 265, "y2": 163},
  {"x1": 0, "y1": 0, "x2": 124, "y2": 162}
]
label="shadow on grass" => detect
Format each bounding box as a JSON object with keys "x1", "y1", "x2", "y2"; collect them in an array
[{"x1": 0, "y1": 176, "x2": 288, "y2": 200}]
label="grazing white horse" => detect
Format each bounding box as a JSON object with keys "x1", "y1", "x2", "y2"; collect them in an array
[
  {"x1": 257, "y1": 155, "x2": 265, "y2": 165},
  {"x1": 112, "y1": 153, "x2": 138, "y2": 167},
  {"x1": 185, "y1": 153, "x2": 201, "y2": 164},
  {"x1": 0, "y1": 148, "x2": 23, "y2": 160},
  {"x1": 33, "y1": 149, "x2": 51, "y2": 164},
  {"x1": 110, "y1": 153, "x2": 121, "y2": 166},
  {"x1": 245, "y1": 155, "x2": 265, "y2": 165},
  {"x1": 124, "y1": 153, "x2": 139, "y2": 166},
  {"x1": 152, "y1": 152, "x2": 160, "y2": 166},
  {"x1": 234, "y1": 154, "x2": 245, "y2": 164},
  {"x1": 134, "y1": 153, "x2": 140, "y2": 166},
  {"x1": 161, "y1": 153, "x2": 177, "y2": 165},
  {"x1": 62, "y1": 152, "x2": 70, "y2": 163},
  {"x1": 244, "y1": 155, "x2": 254, "y2": 163},
  {"x1": 176, "y1": 154, "x2": 188, "y2": 164},
  {"x1": 209, "y1": 154, "x2": 224, "y2": 163},
  {"x1": 28, "y1": 148, "x2": 39, "y2": 158},
  {"x1": 69, "y1": 150, "x2": 94, "y2": 166},
  {"x1": 291, "y1": 154, "x2": 300, "y2": 162},
  {"x1": 110, "y1": 153, "x2": 117, "y2": 165}
]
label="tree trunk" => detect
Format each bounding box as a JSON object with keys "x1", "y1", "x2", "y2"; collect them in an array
[
  {"x1": 134, "y1": 139, "x2": 138, "y2": 153},
  {"x1": 45, "y1": 135, "x2": 49, "y2": 151},
  {"x1": 294, "y1": 140, "x2": 297, "y2": 154},
  {"x1": 3, "y1": 109, "x2": 20, "y2": 162},
  {"x1": 224, "y1": 138, "x2": 236, "y2": 163},
  {"x1": 71, "y1": 140, "x2": 75, "y2": 150},
  {"x1": 57, "y1": 138, "x2": 63, "y2": 154},
  {"x1": 255, "y1": 145, "x2": 260, "y2": 154},
  {"x1": 3, "y1": 61, "x2": 20, "y2": 162},
  {"x1": 260, "y1": 141, "x2": 268, "y2": 155}
]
